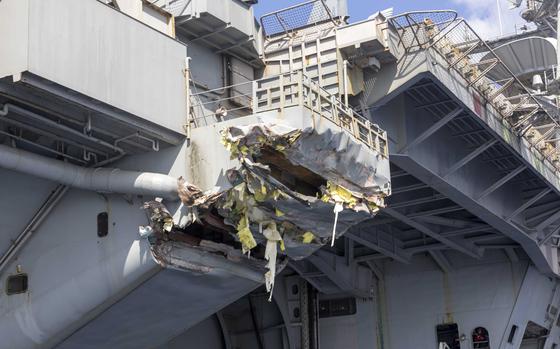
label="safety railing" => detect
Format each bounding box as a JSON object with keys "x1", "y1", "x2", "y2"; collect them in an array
[
  {"x1": 189, "y1": 80, "x2": 254, "y2": 127},
  {"x1": 389, "y1": 11, "x2": 458, "y2": 52},
  {"x1": 525, "y1": 0, "x2": 556, "y2": 20},
  {"x1": 260, "y1": 0, "x2": 337, "y2": 38},
  {"x1": 189, "y1": 71, "x2": 388, "y2": 157},
  {"x1": 254, "y1": 71, "x2": 388, "y2": 157},
  {"x1": 388, "y1": 11, "x2": 560, "y2": 171}
]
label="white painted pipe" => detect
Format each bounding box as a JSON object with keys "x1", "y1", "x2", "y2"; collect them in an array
[
  {"x1": 0, "y1": 143, "x2": 179, "y2": 198},
  {"x1": 557, "y1": 0, "x2": 560, "y2": 72},
  {"x1": 496, "y1": 0, "x2": 503, "y2": 36},
  {"x1": 343, "y1": 59, "x2": 349, "y2": 107}
]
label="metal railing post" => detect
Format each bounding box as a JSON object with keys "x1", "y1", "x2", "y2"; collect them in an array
[
  {"x1": 298, "y1": 71, "x2": 304, "y2": 106},
  {"x1": 252, "y1": 80, "x2": 258, "y2": 112},
  {"x1": 184, "y1": 57, "x2": 192, "y2": 135},
  {"x1": 331, "y1": 95, "x2": 338, "y2": 123},
  {"x1": 389, "y1": 11, "x2": 560, "y2": 170},
  {"x1": 279, "y1": 73, "x2": 285, "y2": 112},
  {"x1": 351, "y1": 112, "x2": 359, "y2": 139},
  {"x1": 365, "y1": 120, "x2": 374, "y2": 148}
]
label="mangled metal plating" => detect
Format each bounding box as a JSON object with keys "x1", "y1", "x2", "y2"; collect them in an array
[
  {"x1": 139, "y1": 199, "x2": 272, "y2": 284},
  {"x1": 140, "y1": 121, "x2": 389, "y2": 299}
]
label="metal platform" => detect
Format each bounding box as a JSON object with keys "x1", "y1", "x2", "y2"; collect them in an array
[
  {"x1": 289, "y1": 11, "x2": 560, "y2": 295},
  {"x1": 0, "y1": 0, "x2": 187, "y2": 165},
  {"x1": 148, "y1": 0, "x2": 261, "y2": 66}
]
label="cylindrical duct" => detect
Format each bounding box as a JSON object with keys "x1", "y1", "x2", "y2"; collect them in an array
[{"x1": 0, "y1": 143, "x2": 179, "y2": 198}]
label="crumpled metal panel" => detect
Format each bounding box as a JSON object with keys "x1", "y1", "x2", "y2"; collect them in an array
[
  {"x1": 175, "y1": 112, "x2": 389, "y2": 296},
  {"x1": 220, "y1": 121, "x2": 387, "y2": 252},
  {"x1": 146, "y1": 106, "x2": 391, "y2": 298},
  {"x1": 274, "y1": 122, "x2": 389, "y2": 196},
  {"x1": 220, "y1": 122, "x2": 386, "y2": 240},
  {"x1": 256, "y1": 107, "x2": 391, "y2": 197}
]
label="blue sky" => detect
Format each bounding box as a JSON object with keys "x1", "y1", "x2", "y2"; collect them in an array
[
  {"x1": 254, "y1": 0, "x2": 464, "y2": 20},
  {"x1": 254, "y1": 0, "x2": 529, "y2": 39}
]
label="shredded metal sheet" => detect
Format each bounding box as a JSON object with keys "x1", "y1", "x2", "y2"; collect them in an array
[
  {"x1": 226, "y1": 121, "x2": 391, "y2": 197},
  {"x1": 216, "y1": 121, "x2": 388, "y2": 260},
  {"x1": 141, "y1": 118, "x2": 390, "y2": 300}
]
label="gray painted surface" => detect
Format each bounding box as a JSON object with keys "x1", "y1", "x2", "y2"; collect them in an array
[
  {"x1": 0, "y1": 170, "x2": 57, "y2": 259},
  {"x1": 187, "y1": 106, "x2": 390, "y2": 194},
  {"x1": 0, "y1": 0, "x2": 188, "y2": 133},
  {"x1": 481, "y1": 37, "x2": 557, "y2": 80},
  {"x1": 427, "y1": 51, "x2": 560, "y2": 194},
  {"x1": 188, "y1": 41, "x2": 226, "y2": 92},
  {"x1": 0, "y1": 185, "x2": 159, "y2": 349},
  {"x1": 319, "y1": 297, "x2": 378, "y2": 349},
  {"x1": 384, "y1": 253, "x2": 527, "y2": 349},
  {"x1": 1, "y1": 4, "x2": 560, "y2": 349},
  {"x1": 367, "y1": 46, "x2": 560, "y2": 275},
  {"x1": 0, "y1": 0, "x2": 28, "y2": 80},
  {"x1": 0, "y1": 143, "x2": 179, "y2": 198},
  {"x1": 0, "y1": 150, "x2": 260, "y2": 349},
  {"x1": 0, "y1": 143, "x2": 190, "y2": 349},
  {"x1": 56, "y1": 268, "x2": 258, "y2": 349},
  {"x1": 156, "y1": 315, "x2": 226, "y2": 349},
  {"x1": 166, "y1": 0, "x2": 257, "y2": 39}
]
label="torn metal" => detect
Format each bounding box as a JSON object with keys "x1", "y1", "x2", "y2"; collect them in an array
[
  {"x1": 140, "y1": 121, "x2": 389, "y2": 300},
  {"x1": 219, "y1": 123, "x2": 388, "y2": 255},
  {"x1": 139, "y1": 200, "x2": 275, "y2": 284}
]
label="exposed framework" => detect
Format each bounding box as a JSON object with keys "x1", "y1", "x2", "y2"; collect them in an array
[
  {"x1": 260, "y1": 0, "x2": 337, "y2": 38},
  {"x1": 523, "y1": 0, "x2": 559, "y2": 35},
  {"x1": 389, "y1": 11, "x2": 560, "y2": 171},
  {"x1": 189, "y1": 71, "x2": 389, "y2": 157},
  {"x1": 291, "y1": 67, "x2": 560, "y2": 293}
]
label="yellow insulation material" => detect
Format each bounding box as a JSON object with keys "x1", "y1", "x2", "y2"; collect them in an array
[
  {"x1": 321, "y1": 182, "x2": 357, "y2": 207},
  {"x1": 236, "y1": 214, "x2": 257, "y2": 254},
  {"x1": 302, "y1": 231, "x2": 315, "y2": 244}
]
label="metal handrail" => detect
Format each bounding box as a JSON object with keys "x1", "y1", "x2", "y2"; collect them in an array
[
  {"x1": 260, "y1": 0, "x2": 337, "y2": 38},
  {"x1": 388, "y1": 10, "x2": 459, "y2": 51},
  {"x1": 388, "y1": 11, "x2": 560, "y2": 171},
  {"x1": 254, "y1": 71, "x2": 388, "y2": 156},
  {"x1": 189, "y1": 70, "x2": 388, "y2": 157},
  {"x1": 304, "y1": 74, "x2": 387, "y2": 142}
]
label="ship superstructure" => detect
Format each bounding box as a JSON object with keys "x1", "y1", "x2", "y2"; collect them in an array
[{"x1": 1, "y1": 0, "x2": 560, "y2": 348}]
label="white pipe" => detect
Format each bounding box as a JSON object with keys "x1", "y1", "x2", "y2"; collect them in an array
[
  {"x1": 496, "y1": 0, "x2": 504, "y2": 36},
  {"x1": 557, "y1": 0, "x2": 560, "y2": 71},
  {"x1": 0, "y1": 143, "x2": 179, "y2": 198},
  {"x1": 343, "y1": 59, "x2": 349, "y2": 107}
]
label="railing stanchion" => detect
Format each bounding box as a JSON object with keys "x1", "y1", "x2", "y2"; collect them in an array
[
  {"x1": 388, "y1": 10, "x2": 560, "y2": 169},
  {"x1": 279, "y1": 74, "x2": 285, "y2": 112},
  {"x1": 252, "y1": 80, "x2": 258, "y2": 112},
  {"x1": 331, "y1": 95, "x2": 338, "y2": 124},
  {"x1": 189, "y1": 69, "x2": 388, "y2": 158},
  {"x1": 366, "y1": 120, "x2": 374, "y2": 148},
  {"x1": 298, "y1": 71, "x2": 304, "y2": 106}
]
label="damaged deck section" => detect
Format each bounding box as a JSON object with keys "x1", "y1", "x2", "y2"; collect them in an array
[
  {"x1": 182, "y1": 76, "x2": 391, "y2": 295},
  {"x1": 141, "y1": 200, "x2": 270, "y2": 283}
]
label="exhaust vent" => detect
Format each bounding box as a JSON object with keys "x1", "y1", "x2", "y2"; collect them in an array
[{"x1": 6, "y1": 273, "x2": 28, "y2": 295}]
